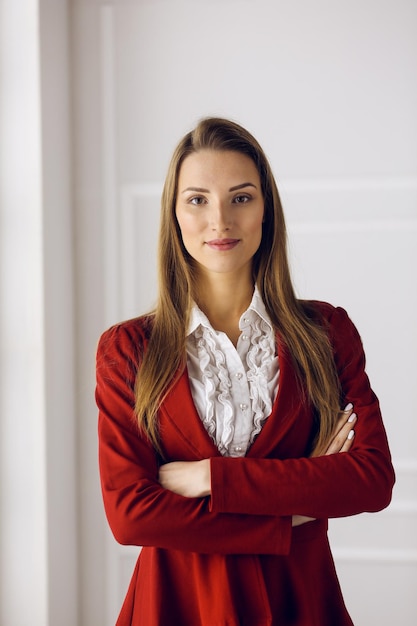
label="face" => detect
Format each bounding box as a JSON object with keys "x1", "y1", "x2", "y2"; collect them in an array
[{"x1": 175, "y1": 150, "x2": 264, "y2": 281}]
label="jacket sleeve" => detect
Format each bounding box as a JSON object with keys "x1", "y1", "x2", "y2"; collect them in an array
[
  {"x1": 96, "y1": 322, "x2": 292, "y2": 555},
  {"x1": 210, "y1": 306, "x2": 395, "y2": 519}
]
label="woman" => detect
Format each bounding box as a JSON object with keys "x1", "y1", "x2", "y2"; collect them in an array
[{"x1": 96, "y1": 117, "x2": 395, "y2": 625}]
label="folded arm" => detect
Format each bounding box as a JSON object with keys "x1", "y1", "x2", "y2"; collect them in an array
[
  {"x1": 159, "y1": 403, "x2": 357, "y2": 526},
  {"x1": 208, "y1": 307, "x2": 394, "y2": 519}
]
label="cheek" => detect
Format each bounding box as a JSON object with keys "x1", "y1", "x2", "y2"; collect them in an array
[
  {"x1": 177, "y1": 218, "x2": 193, "y2": 240},
  {"x1": 175, "y1": 210, "x2": 188, "y2": 236},
  {"x1": 247, "y1": 215, "x2": 264, "y2": 253},
  {"x1": 177, "y1": 210, "x2": 205, "y2": 236},
  {"x1": 175, "y1": 214, "x2": 201, "y2": 249},
  {"x1": 248, "y1": 214, "x2": 264, "y2": 237}
]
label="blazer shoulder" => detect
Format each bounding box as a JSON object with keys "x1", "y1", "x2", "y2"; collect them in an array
[
  {"x1": 97, "y1": 314, "x2": 154, "y2": 362},
  {"x1": 300, "y1": 299, "x2": 338, "y2": 322},
  {"x1": 300, "y1": 299, "x2": 357, "y2": 333},
  {"x1": 300, "y1": 300, "x2": 363, "y2": 351}
]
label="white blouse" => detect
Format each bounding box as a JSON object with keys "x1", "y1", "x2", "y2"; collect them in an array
[{"x1": 185, "y1": 286, "x2": 279, "y2": 457}]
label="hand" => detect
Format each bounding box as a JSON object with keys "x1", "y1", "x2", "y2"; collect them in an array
[
  {"x1": 292, "y1": 403, "x2": 357, "y2": 527},
  {"x1": 315, "y1": 402, "x2": 357, "y2": 457},
  {"x1": 159, "y1": 459, "x2": 211, "y2": 498}
]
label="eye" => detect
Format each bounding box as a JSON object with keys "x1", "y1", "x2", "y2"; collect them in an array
[
  {"x1": 189, "y1": 196, "x2": 207, "y2": 206},
  {"x1": 233, "y1": 194, "x2": 251, "y2": 204}
]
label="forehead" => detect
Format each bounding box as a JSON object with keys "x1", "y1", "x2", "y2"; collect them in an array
[{"x1": 178, "y1": 149, "x2": 260, "y2": 188}]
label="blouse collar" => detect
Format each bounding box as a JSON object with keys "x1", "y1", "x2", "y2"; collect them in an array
[{"x1": 187, "y1": 285, "x2": 273, "y2": 337}]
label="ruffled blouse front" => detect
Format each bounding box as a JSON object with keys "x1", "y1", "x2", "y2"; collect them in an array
[{"x1": 186, "y1": 287, "x2": 279, "y2": 457}]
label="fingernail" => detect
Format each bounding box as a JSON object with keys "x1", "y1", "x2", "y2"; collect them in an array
[
  {"x1": 344, "y1": 403, "x2": 353, "y2": 412},
  {"x1": 347, "y1": 430, "x2": 355, "y2": 440},
  {"x1": 348, "y1": 413, "x2": 357, "y2": 423}
]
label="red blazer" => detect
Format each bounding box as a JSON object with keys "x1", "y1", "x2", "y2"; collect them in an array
[{"x1": 96, "y1": 302, "x2": 395, "y2": 626}]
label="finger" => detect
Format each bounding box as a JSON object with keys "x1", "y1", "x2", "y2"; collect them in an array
[
  {"x1": 331, "y1": 403, "x2": 354, "y2": 436},
  {"x1": 339, "y1": 429, "x2": 355, "y2": 453},
  {"x1": 325, "y1": 416, "x2": 356, "y2": 455},
  {"x1": 324, "y1": 412, "x2": 357, "y2": 455},
  {"x1": 310, "y1": 404, "x2": 356, "y2": 457}
]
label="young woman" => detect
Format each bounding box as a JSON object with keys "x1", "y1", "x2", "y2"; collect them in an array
[{"x1": 96, "y1": 117, "x2": 395, "y2": 625}]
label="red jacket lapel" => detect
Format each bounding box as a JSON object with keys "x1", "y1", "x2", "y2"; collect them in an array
[
  {"x1": 159, "y1": 370, "x2": 221, "y2": 460},
  {"x1": 159, "y1": 336, "x2": 314, "y2": 461}
]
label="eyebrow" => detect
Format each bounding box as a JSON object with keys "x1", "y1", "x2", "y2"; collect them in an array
[
  {"x1": 230, "y1": 182, "x2": 257, "y2": 192},
  {"x1": 181, "y1": 182, "x2": 257, "y2": 194}
]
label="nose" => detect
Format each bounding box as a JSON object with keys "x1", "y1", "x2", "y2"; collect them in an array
[{"x1": 210, "y1": 200, "x2": 231, "y2": 231}]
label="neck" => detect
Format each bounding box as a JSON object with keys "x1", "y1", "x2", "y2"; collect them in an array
[{"x1": 194, "y1": 270, "x2": 255, "y2": 339}]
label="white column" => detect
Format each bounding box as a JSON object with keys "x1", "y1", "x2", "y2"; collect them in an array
[
  {"x1": 38, "y1": 0, "x2": 78, "y2": 623},
  {"x1": 0, "y1": 1, "x2": 77, "y2": 624},
  {"x1": 0, "y1": 1, "x2": 48, "y2": 623}
]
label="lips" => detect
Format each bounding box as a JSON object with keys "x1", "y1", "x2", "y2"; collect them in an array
[{"x1": 205, "y1": 238, "x2": 240, "y2": 251}]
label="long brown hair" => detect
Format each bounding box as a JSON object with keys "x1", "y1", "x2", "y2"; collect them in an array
[{"x1": 135, "y1": 117, "x2": 341, "y2": 455}]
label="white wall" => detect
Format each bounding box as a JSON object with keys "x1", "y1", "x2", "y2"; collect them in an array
[{"x1": 71, "y1": 2, "x2": 417, "y2": 624}]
